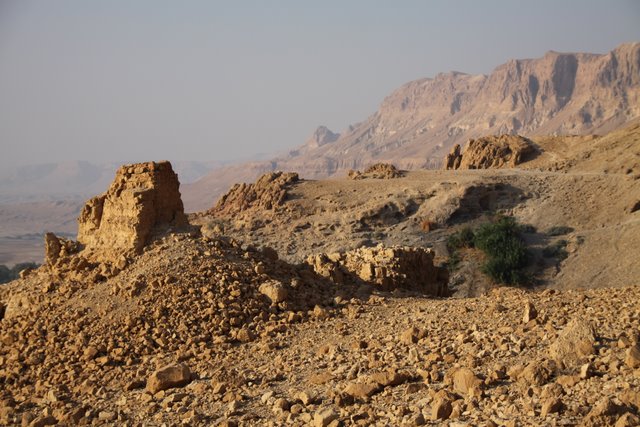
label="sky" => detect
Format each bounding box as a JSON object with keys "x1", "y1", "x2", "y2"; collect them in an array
[{"x1": 0, "y1": 1, "x2": 639, "y2": 169}]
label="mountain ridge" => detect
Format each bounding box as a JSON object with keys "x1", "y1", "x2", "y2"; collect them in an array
[{"x1": 183, "y1": 42, "x2": 640, "y2": 211}]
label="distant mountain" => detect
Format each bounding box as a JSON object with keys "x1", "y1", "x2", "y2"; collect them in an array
[
  {"x1": 0, "y1": 160, "x2": 222, "y2": 203},
  {"x1": 183, "y1": 42, "x2": 640, "y2": 212}
]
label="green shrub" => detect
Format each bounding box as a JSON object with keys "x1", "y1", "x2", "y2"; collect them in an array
[
  {"x1": 447, "y1": 227, "x2": 475, "y2": 251},
  {"x1": 518, "y1": 224, "x2": 537, "y2": 234},
  {"x1": 473, "y1": 216, "x2": 530, "y2": 285},
  {"x1": 547, "y1": 225, "x2": 574, "y2": 236},
  {"x1": 542, "y1": 240, "x2": 568, "y2": 260}
]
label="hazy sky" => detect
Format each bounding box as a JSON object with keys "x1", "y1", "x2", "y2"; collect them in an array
[{"x1": 1, "y1": 1, "x2": 639, "y2": 168}]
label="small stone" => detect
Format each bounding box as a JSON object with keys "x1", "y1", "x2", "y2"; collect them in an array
[
  {"x1": 400, "y1": 327, "x2": 421, "y2": 344},
  {"x1": 523, "y1": 301, "x2": 537, "y2": 323},
  {"x1": 343, "y1": 382, "x2": 381, "y2": 400},
  {"x1": 29, "y1": 416, "x2": 57, "y2": 427},
  {"x1": 580, "y1": 363, "x2": 594, "y2": 379},
  {"x1": 259, "y1": 281, "x2": 288, "y2": 303},
  {"x1": 146, "y1": 364, "x2": 192, "y2": 394},
  {"x1": 615, "y1": 413, "x2": 640, "y2": 427},
  {"x1": 313, "y1": 407, "x2": 338, "y2": 427},
  {"x1": 124, "y1": 380, "x2": 145, "y2": 391},
  {"x1": 450, "y1": 367, "x2": 482, "y2": 396},
  {"x1": 235, "y1": 328, "x2": 254, "y2": 343},
  {"x1": 624, "y1": 344, "x2": 640, "y2": 369},
  {"x1": 297, "y1": 391, "x2": 316, "y2": 405},
  {"x1": 518, "y1": 360, "x2": 553, "y2": 386},
  {"x1": 431, "y1": 399, "x2": 453, "y2": 421},
  {"x1": 273, "y1": 397, "x2": 289, "y2": 412},
  {"x1": 83, "y1": 346, "x2": 99, "y2": 360},
  {"x1": 540, "y1": 398, "x2": 563, "y2": 416},
  {"x1": 313, "y1": 305, "x2": 329, "y2": 320},
  {"x1": 368, "y1": 369, "x2": 409, "y2": 387},
  {"x1": 98, "y1": 411, "x2": 117, "y2": 421}
]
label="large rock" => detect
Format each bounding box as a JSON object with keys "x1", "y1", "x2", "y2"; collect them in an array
[
  {"x1": 307, "y1": 244, "x2": 448, "y2": 296},
  {"x1": 44, "y1": 233, "x2": 80, "y2": 266},
  {"x1": 549, "y1": 319, "x2": 597, "y2": 369},
  {"x1": 444, "y1": 135, "x2": 536, "y2": 170},
  {"x1": 77, "y1": 161, "x2": 187, "y2": 257},
  {"x1": 146, "y1": 364, "x2": 192, "y2": 394}
]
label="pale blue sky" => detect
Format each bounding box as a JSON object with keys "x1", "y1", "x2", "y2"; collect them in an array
[{"x1": 0, "y1": 1, "x2": 639, "y2": 168}]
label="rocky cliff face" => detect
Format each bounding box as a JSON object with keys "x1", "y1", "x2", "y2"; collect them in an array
[
  {"x1": 77, "y1": 161, "x2": 187, "y2": 258},
  {"x1": 184, "y1": 42, "x2": 640, "y2": 211}
]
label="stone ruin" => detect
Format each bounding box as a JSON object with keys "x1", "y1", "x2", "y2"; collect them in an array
[
  {"x1": 307, "y1": 244, "x2": 449, "y2": 296},
  {"x1": 443, "y1": 135, "x2": 536, "y2": 170},
  {"x1": 45, "y1": 161, "x2": 187, "y2": 267}
]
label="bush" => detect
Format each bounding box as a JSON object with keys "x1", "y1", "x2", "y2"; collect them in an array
[
  {"x1": 547, "y1": 225, "x2": 574, "y2": 236},
  {"x1": 542, "y1": 240, "x2": 568, "y2": 260},
  {"x1": 447, "y1": 227, "x2": 475, "y2": 251},
  {"x1": 472, "y1": 216, "x2": 531, "y2": 285},
  {"x1": 518, "y1": 223, "x2": 537, "y2": 234},
  {"x1": 445, "y1": 217, "x2": 531, "y2": 285}
]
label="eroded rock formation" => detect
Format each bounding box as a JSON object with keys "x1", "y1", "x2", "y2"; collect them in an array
[
  {"x1": 77, "y1": 161, "x2": 187, "y2": 257},
  {"x1": 210, "y1": 171, "x2": 299, "y2": 216},
  {"x1": 444, "y1": 135, "x2": 537, "y2": 170}
]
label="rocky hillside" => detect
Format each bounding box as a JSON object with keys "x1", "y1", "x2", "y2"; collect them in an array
[
  {"x1": 184, "y1": 42, "x2": 640, "y2": 211},
  {"x1": 1, "y1": 149, "x2": 639, "y2": 425}
]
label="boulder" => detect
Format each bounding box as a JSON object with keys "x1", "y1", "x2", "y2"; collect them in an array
[
  {"x1": 146, "y1": 364, "x2": 192, "y2": 394},
  {"x1": 449, "y1": 367, "x2": 482, "y2": 396},
  {"x1": 258, "y1": 281, "x2": 289, "y2": 304},
  {"x1": 549, "y1": 319, "x2": 597, "y2": 369}
]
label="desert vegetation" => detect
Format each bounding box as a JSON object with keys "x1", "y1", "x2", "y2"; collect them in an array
[{"x1": 447, "y1": 216, "x2": 531, "y2": 286}]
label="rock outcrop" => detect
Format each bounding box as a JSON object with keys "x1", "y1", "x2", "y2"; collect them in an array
[
  {"x1": 348, "y1": 163, "x2": 403, "y2": 180},
  {"x1": 210, "y1": 171, "x2": 299, "y2": 216},
  {"x1": 44, "y1": 232, "x2": 81, "y2": 267},
  {"x1": 304, "y1": 126, "x2": 340, "y2": 149},
  {"x1": 443, "y1": 145, "x2": 463, "y2": 170},
  {"x1": 444, "y1": 135, "x2": 537, "y2": 170},
  {"x1": 307, "y1": 244, "x2": 448, "y2": 296},
  {"x1": 77, "y1": 161, "x2": 187, "y2": 257}
]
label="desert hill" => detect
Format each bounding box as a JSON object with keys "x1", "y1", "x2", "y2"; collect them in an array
[
  {"x1": 184, "y1": 42, "x2": 640, "y2": 212},
  {"x1": 195, "y1": 121, "x2": 640, "y2": 294},
  {"x1": 1, "y1": 119, "x2": 639, "y2": 425}
]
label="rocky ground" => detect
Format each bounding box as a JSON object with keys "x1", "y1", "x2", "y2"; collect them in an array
[{"x1": 1, "y1": 123, "x2": 640, "y2": 426}]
